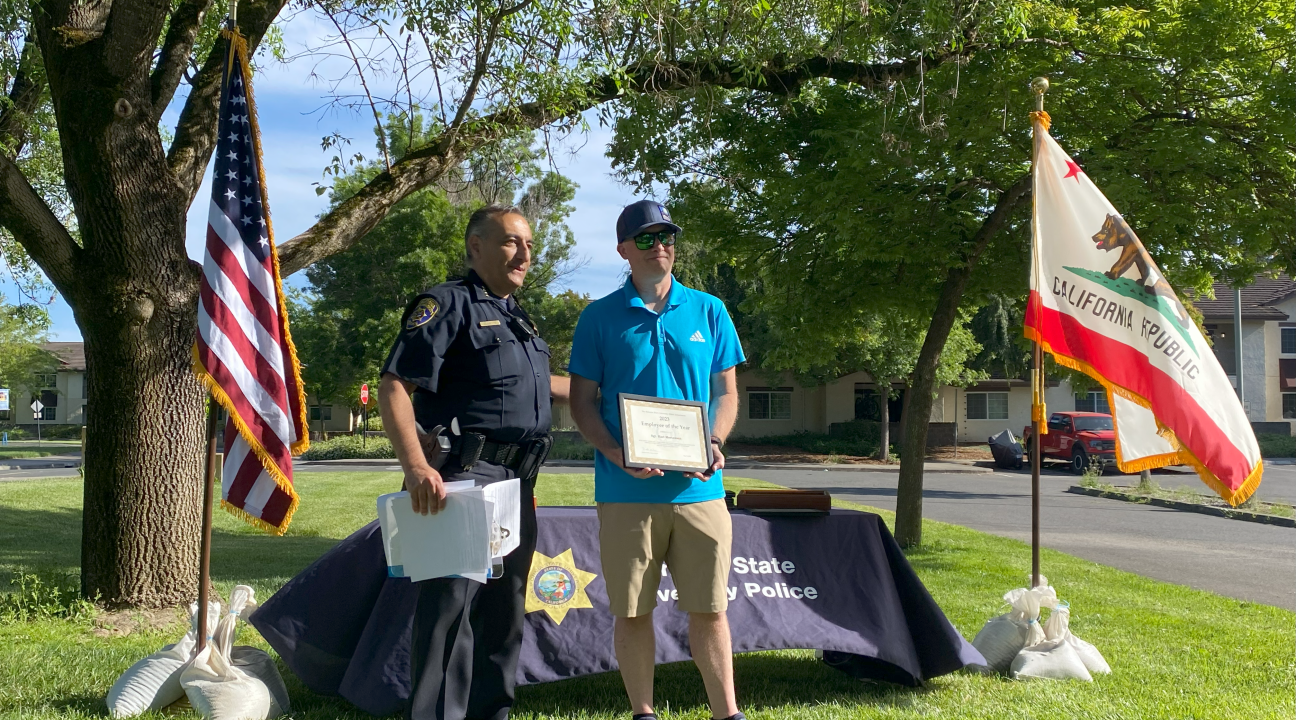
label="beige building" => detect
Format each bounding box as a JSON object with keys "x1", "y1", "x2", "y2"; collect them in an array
[
  {"x1": 4, "y1": 342, "x2": 87, "y2": 427},
  {"x1": 1192, "y1": 275, "x2": 1295, "y2": 432},
  {"x1": 725, "y1": 370, "x2": 1080, "y2": 444}
]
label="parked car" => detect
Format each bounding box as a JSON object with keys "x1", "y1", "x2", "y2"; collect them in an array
[{"x1": 1021, "y1": 411, "x2": 1116, "y2": 474}]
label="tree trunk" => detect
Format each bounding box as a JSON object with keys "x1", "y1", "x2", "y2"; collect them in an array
[
  {"x1": 893, "y1": 176, "x2": 1032, "y2": 548},
  {"x1": 895, "y1": 266, "x2": 974, "y2": 546},
  {"x1": 877, "y1": 387, "x2": 890, "y2": 462},
  {"x1": 80, "y1": 306, "x2": 207, "y2": 607},
  {"x1": 31, "y1": 16, "x2": 210, "y2": 605}
]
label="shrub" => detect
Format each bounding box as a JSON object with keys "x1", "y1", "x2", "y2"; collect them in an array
[
  {"x1": 549, "y1": 436, "x2": 595, "y2": 461},
  {"x1": 299, "y1": 435, "x2": 395, "y2": 461},
  {"x1": 827, "y1": 420, "x2": 884, "y2": 445},
  {"x1": 733, "y1": 432, "x2": 880, "y2": 458},
  {"x1": 1257, "y1": 433, "x2": 1296, "y2": 458},
  {"x1": 0, "y1": 569, "x2": 97, "y2": 622}
]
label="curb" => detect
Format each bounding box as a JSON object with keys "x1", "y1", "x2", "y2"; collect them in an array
[
  {"x1": 0, "y1": 461, "x2": 80, "y2": 471},
  {"x1": 1067, "y1": 485, "x2": 1295, "y2": 528}
]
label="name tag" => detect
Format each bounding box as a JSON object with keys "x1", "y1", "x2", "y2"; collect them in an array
[{"x1": 478, "y1": 320, "x2": 501, "y2": 327}]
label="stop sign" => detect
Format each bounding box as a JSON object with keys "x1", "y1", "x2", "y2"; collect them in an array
[{"x1": 360, "y1": 383, "x2": 369, "y2": 405}]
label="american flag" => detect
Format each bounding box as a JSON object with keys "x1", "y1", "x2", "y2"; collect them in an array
[{"x1": 193, "y1": 31, "x2": 308, "y2": 535}]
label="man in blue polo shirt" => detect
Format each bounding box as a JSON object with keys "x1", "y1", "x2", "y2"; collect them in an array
[{"x1": 568, "y1": 200, "x2": 746, "y2": 720}]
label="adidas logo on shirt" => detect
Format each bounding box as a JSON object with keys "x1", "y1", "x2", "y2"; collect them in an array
[{"x1": 689, "y1": 331, "x2": 706, "y2": 342}]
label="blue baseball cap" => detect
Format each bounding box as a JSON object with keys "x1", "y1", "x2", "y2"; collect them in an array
[{"x1": 616, "y1": 200, "x2": 682, "y2": 243}]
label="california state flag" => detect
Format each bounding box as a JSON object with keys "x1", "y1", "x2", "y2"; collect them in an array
[{"x1": 1024, "y1": 114, "x2": 1262, "y2": 506}]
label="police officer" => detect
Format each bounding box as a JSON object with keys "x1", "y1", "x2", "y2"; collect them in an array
[{"x1": 378, "y1": 204, "x2": 570, "y2": 720}]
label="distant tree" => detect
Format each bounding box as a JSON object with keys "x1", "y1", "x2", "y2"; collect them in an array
[
  {"x1": 609, "y1": 0, "x2": 1292, "y2": 545},
  {"x1": 293, "y1": 125, "x2": 588, "y2": 404},
  {"x1": 0, "y1": 296, "x2": 54, "y2": 409}
]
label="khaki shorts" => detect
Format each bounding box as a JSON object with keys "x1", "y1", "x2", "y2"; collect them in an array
[{"x1": 596, "y1": 499, "x2": 732, "y2": 617}]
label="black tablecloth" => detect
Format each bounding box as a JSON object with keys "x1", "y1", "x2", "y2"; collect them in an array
[{"x1": 250, "y1": 508, "x2": 983, "y2": 716}]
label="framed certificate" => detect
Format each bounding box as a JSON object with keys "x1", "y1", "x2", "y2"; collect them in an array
[{"x1": 618, "y1": 394, "x2": 714, "y2": 473}]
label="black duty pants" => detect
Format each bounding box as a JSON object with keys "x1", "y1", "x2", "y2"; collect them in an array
[{"x1": 405, "y1": 462, "x2": 538, "y2": 720}]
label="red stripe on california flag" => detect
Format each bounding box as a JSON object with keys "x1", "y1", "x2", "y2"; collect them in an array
[
  {"x1": 206, "y1": 227, "x2": 284, "y2": 339},
  {"x1": 199, "y1": 282, "x2": 290, "y2": 414},
  {"x1": 196, "y1": 335, "x2": 292, "y2": 464},
  {"x1": 1027, "y1": 293, "x2": 1252, "y2": 488}
]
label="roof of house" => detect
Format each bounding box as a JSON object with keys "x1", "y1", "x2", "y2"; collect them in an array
[
  {"x1": 41, "y1": 342, "x2": 86, "y2": 371},
  {"x1": 1190, "y1": 275, "x2": 1294, "y2": 321}
]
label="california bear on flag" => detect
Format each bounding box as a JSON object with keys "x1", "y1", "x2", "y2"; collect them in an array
[{"x1": 1024, "y1": 112, "x2": 1263, "y2": 506}]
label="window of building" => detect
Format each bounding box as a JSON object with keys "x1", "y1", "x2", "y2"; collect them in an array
[
  {"x1": 1282, "y1": 327, "x2": 1296, "y2": 355},
  {"x1": 747, "y1": 387, "x2": 792, "y2": 420},
  {"x1": 309, "y1": 405, "x2": 333, "y2": 422},
  {"x1": 966, "y1": 392, "x2": 1009, "y2": 420},
  {"x1": 40, "y1": 406, "x2": 56, "y2": 421},
  {"x1": 1074, "y1": 391, "x2": 1110, "y2": 414},
  {"x1": 1284, "y1": 394, "x2": 1296, "y2": 419},
  {"x1": 33, "y1": 373, "x2": 57, "y2": 389}
]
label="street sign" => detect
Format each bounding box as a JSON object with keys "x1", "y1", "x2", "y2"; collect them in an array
[
  {"x1": 360, "y1": 383, "x2": 369, "y2": 405},
  {"x1": 31, "y1": 399, "x2": 44, "y2": 414}
]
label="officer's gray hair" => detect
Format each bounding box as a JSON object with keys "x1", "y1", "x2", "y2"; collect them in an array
[{"x1": 464, "y1": 204, "x2": 526, "y2": 265}]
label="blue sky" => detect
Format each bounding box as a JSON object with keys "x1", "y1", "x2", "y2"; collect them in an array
[{"x1": 2, "y1": 14, "x2": 645, "y2": 342}]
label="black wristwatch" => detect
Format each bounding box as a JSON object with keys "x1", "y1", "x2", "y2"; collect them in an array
[{"x1": 710, "y1": 435, "x2": 723, "y2": 447}]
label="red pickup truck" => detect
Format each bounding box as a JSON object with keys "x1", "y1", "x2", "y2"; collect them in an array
[{"x1": 1022, "y1": 411, "x2": 1117, "y2": 474}]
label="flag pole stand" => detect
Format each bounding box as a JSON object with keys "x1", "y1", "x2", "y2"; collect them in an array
[
  {"x1": 1029, "y1": 76, "x2": 1050, "y2": 590},
  {"x1": 197, "y1": 397, "x2": 220, "y2": 651}
]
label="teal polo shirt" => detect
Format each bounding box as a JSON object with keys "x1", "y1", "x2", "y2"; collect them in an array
[{"x1": 568, "y1": 275, "x2": 746, "y2": 503}]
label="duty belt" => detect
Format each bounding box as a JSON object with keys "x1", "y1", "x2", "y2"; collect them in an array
[{"x1": 450, "y1": 432, "x2": 552, "y2": 479}]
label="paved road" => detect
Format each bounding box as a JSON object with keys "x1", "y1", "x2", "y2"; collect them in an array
[
  {"x1": 541, "y1": 463, "x2": 1296, "y2": 610},
  {"x1": 734, "y1": 465, "x2": 1295, "y2": 610},
  {"x1": 4, "y1": 460, "x2": 1292, "y2": 609}
]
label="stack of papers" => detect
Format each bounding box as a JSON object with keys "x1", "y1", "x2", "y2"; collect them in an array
[{"x1": 377, "y1": 479, "x2": 521, "y2": 583}]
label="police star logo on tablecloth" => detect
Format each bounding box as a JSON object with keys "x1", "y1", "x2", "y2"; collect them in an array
[
  {"x1": 406, "y1": 298, "x2": 439, "y2": 329},
  {"x1": 525, "y1": 549, "x2": 597, "y2": 625}
]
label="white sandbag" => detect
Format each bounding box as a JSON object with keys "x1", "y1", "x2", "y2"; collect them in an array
[
  {"x1": 182, "y1": 644, "x2": 274, "y2": 720},
  {"x1": 181, "y1": 585, "x2": 282, "y2": 720},
  {"x1": 1010, "y1": 636, "x2": 1093, "y2": 681},
  {"x1": 1045, "y1": 603, "x2": 1111, "y2": 675},
  {"x1": 105, "y1": 601, "x2": 220, "y2": 718},
  {"x1": 971, "y1": 578, "x2": 1056, "y2": 672},
  {"x1": 231, "y1": 646, "x2": 291, "y2": 716}
]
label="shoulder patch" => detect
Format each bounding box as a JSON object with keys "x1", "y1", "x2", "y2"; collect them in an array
[{"x1": 406, "y1": 297, "x2": 440, "y2": 329}]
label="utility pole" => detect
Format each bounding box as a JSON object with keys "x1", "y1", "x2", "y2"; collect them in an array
[{"x1": 1233, "y1": 286, "x2": 1245, "y2": 417}]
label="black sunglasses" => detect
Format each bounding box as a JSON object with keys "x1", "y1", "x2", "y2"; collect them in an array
[{"x1": 631, "y1": 230, "x2": 677, "y2": 250}]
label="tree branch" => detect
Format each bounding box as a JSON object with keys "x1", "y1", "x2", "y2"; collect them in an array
[
  {"x1": 0, "y1": 38, "x2": 46, "y2": 157},
  {"x1": 966, "y1": 171, "x2": 1032, "y2": 261},
  {"x1": 0, "y1": 154, "x2": 80, "y2": 293},
  {"x1": 278, "y1": 44, "x2": 994, "y2": 276},
  {"x1": 151, "y1": 0, "x2": 215, "y2": 116},
  {"x1": 168, "y1": 0, "x2": 288, "y2": 206},
  {"x1": 101, "y1": 0, "x2": 174, "y2": 79}
]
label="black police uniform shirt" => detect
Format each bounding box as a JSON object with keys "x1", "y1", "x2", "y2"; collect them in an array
[{"x1": 382, "y1": 270, "x2": 552, "y2": 445}]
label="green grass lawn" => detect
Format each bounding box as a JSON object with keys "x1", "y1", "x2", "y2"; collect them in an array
[
  {"x1": 1, "y1": 472, "x2": 1292, "y2": 719},
  {"x1": 0, "y1": 450, "x2": 54, "y2": 460}
]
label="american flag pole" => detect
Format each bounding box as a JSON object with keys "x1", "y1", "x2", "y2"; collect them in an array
[
  {"x1": 196, "y1": 13, "x2": 240, "y2": 656},
  {"x1": 194, "y1": 5, "x2": 310, "y2": 647}
]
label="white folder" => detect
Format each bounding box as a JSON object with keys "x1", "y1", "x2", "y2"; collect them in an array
[{"x1": 377, "y1": 478, "x2": 521, "y2": 584}]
